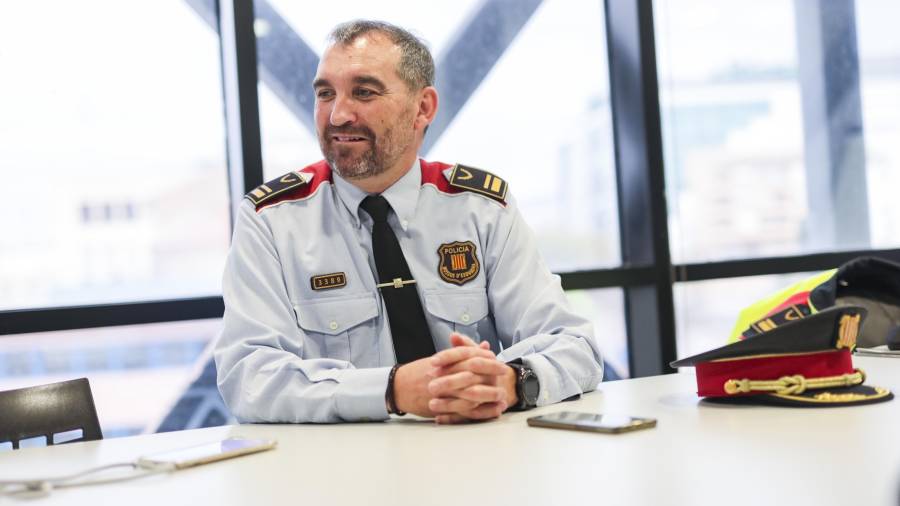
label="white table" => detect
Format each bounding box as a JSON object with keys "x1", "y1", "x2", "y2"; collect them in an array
[{"x1": 1, "y1": 356, "x2": 898, "y2": 506}]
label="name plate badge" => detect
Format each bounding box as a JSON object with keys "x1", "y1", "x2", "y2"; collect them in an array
[{"x1": 311, "y1": 272, "x2": 347, "y2": 291}]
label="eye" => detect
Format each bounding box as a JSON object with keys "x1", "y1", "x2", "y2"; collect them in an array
[
  {"x1": 354, "y1": 88, "x2": 377, "y2": 99},
  {"x1": 316, "y1": 89, "x2": 335, "y2": 100}
]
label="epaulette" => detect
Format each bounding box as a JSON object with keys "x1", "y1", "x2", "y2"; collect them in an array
[
  {"x1": 447, "y1": 164, "x2": 508, "y2": 205},
  {"x1": 245, "y1": 171, "x2": 313, "y2": 209}
]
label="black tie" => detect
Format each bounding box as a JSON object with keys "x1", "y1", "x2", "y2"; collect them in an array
[{"x1": 360, "y1": 195, "x2": 436, "y2": 363}]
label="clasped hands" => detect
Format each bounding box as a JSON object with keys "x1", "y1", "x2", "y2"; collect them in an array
[{"x1": 393, "y1": 333, "x2": 518, "y2": 424}]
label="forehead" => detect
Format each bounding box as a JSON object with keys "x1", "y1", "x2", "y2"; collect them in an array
[{"x1": 315, "y1": 33, "x2": 403, "y2": 84}]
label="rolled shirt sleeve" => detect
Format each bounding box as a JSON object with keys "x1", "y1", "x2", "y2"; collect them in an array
[{"x1": 488, "y1": 195, "x2": 605, "y2": 406}]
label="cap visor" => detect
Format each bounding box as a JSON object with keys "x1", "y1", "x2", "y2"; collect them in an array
[{"x1": 702, "y1": 384, "x2": 892, "y2": 408}]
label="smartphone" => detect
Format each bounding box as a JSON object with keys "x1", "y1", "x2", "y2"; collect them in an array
[
  {"x1": 136, "y1": 437, "x2": 277, "y2": 470},
  {"x1": 527, "y1": 411, "x2": 657, "y2": 434}
]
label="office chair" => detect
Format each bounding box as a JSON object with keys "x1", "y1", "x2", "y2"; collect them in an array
[{"x1": 0, "y1": 378, "x2": 102, "y2": 450}]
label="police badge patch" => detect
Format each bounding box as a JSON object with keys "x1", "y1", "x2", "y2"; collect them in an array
[{"x1": 437, "y1": 241, "x2": 480, "y2": 285}]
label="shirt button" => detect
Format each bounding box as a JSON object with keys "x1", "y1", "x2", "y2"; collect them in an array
[
  {"x1": 461, "y1": 313, "x2": 470, "y2": 323},
  {"x1": 401, "y1": 220, "x2": 409, "y2": 229},
  {"x1": 329, "y1": 321, "x2": 338, "y2": 330}
]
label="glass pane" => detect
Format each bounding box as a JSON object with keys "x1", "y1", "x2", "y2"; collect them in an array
[
  {"x1": 857, "y1": 0, "x2": 900, "y2": 249},
  {"x1": 655, "y1": 1, "x2": 892, "y2": 263},
  {"x1": 567, "y1": 288, "x2": 629, "y2": 379},
  {"x1": 673, "y1": 273, "x2": 814, "y2": 363},
  {"x1": 255, "y1": 0, "x2": 619, "y2": 272},
  {"x1": 655, "y1": 0, "x2": 804, "y2": 263},
  {"x1": 0, "y1": 319, "x2": 218, "y2": 438},
  {"x1": 429, "y1": 1, "x2": 619, "y2": 271},
  {"x1": 0, "y1": 2, "x2": 229, "y2": 310}
]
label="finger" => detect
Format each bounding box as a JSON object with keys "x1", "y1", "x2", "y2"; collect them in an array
[
  {"x1": 459, "y1": 401, "x2": 507, "y2": 420},
  {"x1": 428, "y1": 397, "x2": 480, "y2": 414},
  {"x1": 434, "y1": 401, "x2": 508, "y2": 424},
  {"x1": 449, "y1": 384, "x2": 507, "y2": 404},
  {"x1": 448, "y1": 333, "x2": 491, "y2": 351},
  {"x1": 431, "y1": 346, "x2": 495, "y2": 367},
  {"x1": 435, "y1": 413, "x2": 471, "y2": 425},
  {"x1": 432, "y1": 356, "x2": 508, "y2": 378},
  {"x1": 449, "y1": 333, "x2": 477, "y2": 347},
  {"x1": 428, "y1": 371, "x2": 489, "y2": 396}
]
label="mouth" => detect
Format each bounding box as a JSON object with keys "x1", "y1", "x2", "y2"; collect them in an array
[{"x1": 331, "y1": 135, "x2": 370, "y2": 144}]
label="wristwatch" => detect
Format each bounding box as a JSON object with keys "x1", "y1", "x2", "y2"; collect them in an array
[{"x1": 507, "y1": 359, "x2": 540, "y2": 411}]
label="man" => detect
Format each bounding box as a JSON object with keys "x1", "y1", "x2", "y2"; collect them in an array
[{"x1": 215, "y1": 20, "x2": 603, "y2": 424}]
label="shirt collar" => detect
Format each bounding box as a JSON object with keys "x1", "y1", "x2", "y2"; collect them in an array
[{"x1": 332, "y1": 159, "x2": 421, "y2": 231}]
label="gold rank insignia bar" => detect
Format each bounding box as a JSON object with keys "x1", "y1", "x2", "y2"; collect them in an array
[
  {"x1": 246, "y1": 171, "x2": 311, "y2": 206},
  {"x1": 448, "y1": 164, "x2": 508, "y2": 204}
]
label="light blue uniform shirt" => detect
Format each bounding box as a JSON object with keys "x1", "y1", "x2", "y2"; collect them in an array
[{"x1": 215, "y1": 159, "x2": 603, "y2": 423}]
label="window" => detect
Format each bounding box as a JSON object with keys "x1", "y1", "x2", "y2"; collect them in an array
[
  {"x1": 674, "y1": 273, "x2": 814, "y2": 361},
  {"x1": 0, "y1": 319, "x2": 219, "y2": 438},
  {"x1": 857, "y1": 0, "x2": 900, "y2": 250},
  {"x1": 655, "y1": 0, "x2": 811, "y2": 264},
  {"x1": 567, "y1": 288, "x2": 628, "y2": 378},
  {"x1": 0, "y1": 1, "x2": 230, "y2": 310}
]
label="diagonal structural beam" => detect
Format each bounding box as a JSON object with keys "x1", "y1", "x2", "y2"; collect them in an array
[
  {"x1": 794, "y1": 0, "x2": 869, "y2": 251},
  {"x1": 185, "y1": 0, "x2": 319, "y2": 133},
  {"x1": 188, "y1": 0, "x2": 544, "y2": 149},
  {"x1": 187, "y1": 0, "x2": 542, "y2": 151},
  {"x1": 252, "y1": 1, "x2": 319, "y2": 133},
  {"x1": 424, "y1": 0, "x2": 544, "y2": 153}
]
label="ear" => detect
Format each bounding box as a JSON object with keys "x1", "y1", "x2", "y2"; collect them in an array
[{"x1": 413, "y1": 86, "x2": 438, "y2": 131}]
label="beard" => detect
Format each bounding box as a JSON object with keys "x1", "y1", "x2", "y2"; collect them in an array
[{"x1": 319, "y1": 115, "x2": 415, "y2": 181}]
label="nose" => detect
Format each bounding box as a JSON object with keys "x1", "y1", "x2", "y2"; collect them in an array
[{"x1": 329, "y1": 95, "x2": 357, "y2": 126}]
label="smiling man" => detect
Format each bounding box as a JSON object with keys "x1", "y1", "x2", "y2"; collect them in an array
[{"x1": 215, "y1": 20, "x2": 604, "y2": 424}]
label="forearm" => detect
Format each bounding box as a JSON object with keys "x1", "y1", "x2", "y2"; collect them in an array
[
  {"x1": 216, "y1": 344, "x2": 391, "y2": 423},
  {"x1": 485, "y1": 198, "x2": 604, "y2": 406},
  {"x1": 497, "y1": 331, "x2": 602, "y2": 406}
]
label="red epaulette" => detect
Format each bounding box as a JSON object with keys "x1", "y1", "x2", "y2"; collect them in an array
[
  {"x1": 420, "y1": 159, "x2": 508, "y2": 206},
  {"x1": 246, "y1": 160, "x2": 333, "y2": 212}
]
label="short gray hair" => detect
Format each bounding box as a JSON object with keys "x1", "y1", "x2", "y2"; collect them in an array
[{"x1": 327, "y1": 20, "x2": 435, "y2": 91}]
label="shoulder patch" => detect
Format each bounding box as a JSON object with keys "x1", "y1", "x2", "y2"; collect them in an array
[
  {"x1": 245, "y1": 160, "x2": 333, "y2": 211},
  {"x1": 447, "y1": 164, "x2": 508, "y2": 205},
  {"x1": 246, "y1": 171, "x2": 312, "y2": 208}
]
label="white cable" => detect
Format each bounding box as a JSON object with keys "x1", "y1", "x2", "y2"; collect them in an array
[{"x1": 0, "y1": 461, "x2": 174, "y2": 498}]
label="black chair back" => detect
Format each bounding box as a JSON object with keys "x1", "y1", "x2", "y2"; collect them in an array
[{"x1": 0, "y1": 378, "x2": 102, "y2": 450}]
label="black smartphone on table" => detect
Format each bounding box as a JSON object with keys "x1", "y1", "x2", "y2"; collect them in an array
[{"x1": 527, "y1": 411, "x2": 657, "y2": 434}]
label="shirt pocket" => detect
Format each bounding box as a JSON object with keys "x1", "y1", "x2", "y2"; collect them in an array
[
  {"x1": 423, "y1": 288, "x2": 490, "y2": 341},
  {"x1": 293, "y1": 294, "x2": 378, "y2": 362}
]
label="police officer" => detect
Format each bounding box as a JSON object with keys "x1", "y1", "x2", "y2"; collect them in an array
[{"x1": 215, "y1": 20, "x2": 604, "y2": 424}]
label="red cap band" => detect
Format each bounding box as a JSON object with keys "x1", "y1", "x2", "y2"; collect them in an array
[{"x1": 695, "y1": 349, "x2": 854, "y2": 397}]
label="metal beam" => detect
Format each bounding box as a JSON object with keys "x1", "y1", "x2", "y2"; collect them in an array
[
  {"x1": 187, "y1": 0, "x2": 318, "y2": 139},
  {"x1": 253, "y1": 0, "x2": 319, "y2": 134},
  {"x1": 190, "y1": 0, "x2": 540, "y2": 156},
  {"x1": 218, "y1": 0, "x2": 265, "y2": 224},
  {"x1": 794, "y1": 0, "x2": 869, "y2": 251},
  {"x1": 423, "y1": 0, "x2": 544, "y2": 153},
  {"x1": 0, "y1": 297, "x2": 225, "y2": 336},
  {"x1": 678, "y1": 248, "x2": 900, "y2": 283},
  {"x1": 605, "y1": 0, "x2": 676, "y2": 377},
  {"x1": 560, "y1": 266, "x2": 656, "y2": 290}
]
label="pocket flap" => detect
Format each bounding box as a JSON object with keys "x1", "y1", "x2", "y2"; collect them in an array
[
  {"x1": 294, "y1": 294, "x2": 378, "y2": 335},
  {"x1": 423, "y1": 289, "x2": 489, "y2": 325}
]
